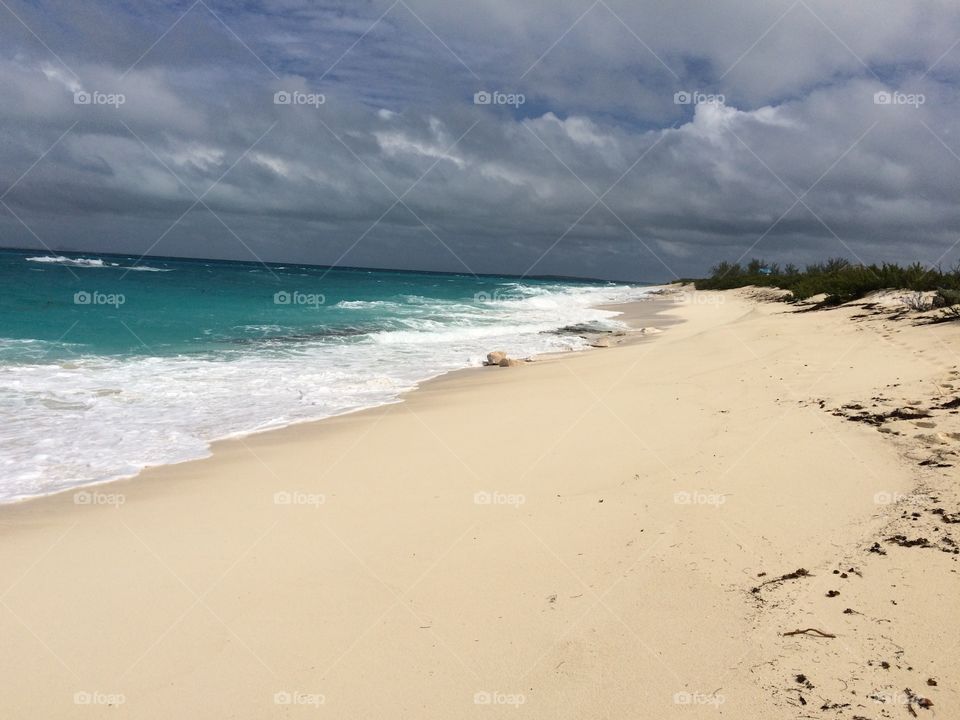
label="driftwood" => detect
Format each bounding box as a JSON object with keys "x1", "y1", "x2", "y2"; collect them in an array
[{"x1": 782, "y1": 628, "x2": 836, "y2": 638}]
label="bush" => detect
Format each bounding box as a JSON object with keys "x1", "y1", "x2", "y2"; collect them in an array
[
  {"x1": 936, "y1": 287, "x2": 960, "y2": 307},
  {"x1": 692, "y1": 258, "x2": 960, "y2": 304}
]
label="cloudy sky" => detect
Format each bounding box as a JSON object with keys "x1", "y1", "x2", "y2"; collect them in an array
[{"x1": 1, "y1": 0, "x2": 959, "y2": 281}]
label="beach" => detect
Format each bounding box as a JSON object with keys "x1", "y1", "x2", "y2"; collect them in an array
[{"x1": 1, "y1": 288, "x2": 957, "y2": 718}]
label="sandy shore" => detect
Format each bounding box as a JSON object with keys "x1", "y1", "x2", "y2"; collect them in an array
[{"x1": 2, "y1": 288, "x2": 958, "y2": 718}]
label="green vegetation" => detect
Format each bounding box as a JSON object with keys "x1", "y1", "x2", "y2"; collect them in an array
[{"x1": 692, "y1": 258, "x2": 960, "y2": 307}]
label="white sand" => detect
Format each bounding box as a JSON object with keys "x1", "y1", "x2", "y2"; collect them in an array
[{"x1": 1, "y1": 288, "x2": 957, "y2": 718}]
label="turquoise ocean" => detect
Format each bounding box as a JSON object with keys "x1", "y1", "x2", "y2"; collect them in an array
[{"x1": 0, "y1": 249, "x2": 653, "y2": 502}]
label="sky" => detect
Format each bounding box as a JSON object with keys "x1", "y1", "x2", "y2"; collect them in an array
[{"x1": 1, "y1": 0, "x2": 959, "y2": 281}]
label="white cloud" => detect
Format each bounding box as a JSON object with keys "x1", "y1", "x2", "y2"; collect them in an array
[{"x1": 1, "y1": 0, "x2": 959, "y2": 278}]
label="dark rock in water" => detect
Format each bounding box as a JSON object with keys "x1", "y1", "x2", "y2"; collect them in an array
[{"x1": 549, "y1": 322, "x2": 613, "y2": 336}]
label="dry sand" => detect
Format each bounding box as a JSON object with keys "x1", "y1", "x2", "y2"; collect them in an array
[{"x1": 1, "y1": 288, "x2": 958, "y2": 718}]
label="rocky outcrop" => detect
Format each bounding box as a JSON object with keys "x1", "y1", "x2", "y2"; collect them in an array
[
  {"x1": 483, "y1": 350, "x2": 525, "y2": 367},
  {"x1": 485, "y1": 351, "x2": 507, "y2": 366}
]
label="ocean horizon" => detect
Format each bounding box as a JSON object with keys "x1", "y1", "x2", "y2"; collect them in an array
[{"x1": 0, "y1": 249, "x2": 653, "y2": 502}]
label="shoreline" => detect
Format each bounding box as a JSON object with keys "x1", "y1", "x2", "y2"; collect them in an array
[
  {"x1": 1, "y1": 288, "x2": 667, "y2": 509},
  {"x1": 2, "y1": 287, "x2": 957, "y2": 718}
]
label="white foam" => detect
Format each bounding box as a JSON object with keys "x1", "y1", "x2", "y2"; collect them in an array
[
  {"x1": 27, "y1": 255, "x2": 109, "y2": 267},
  {"x1": 25, "y1": 256, "x2": 170, "y2": 271},
  {"x1": 336, "y1": 300, "x2": 401, "y2": 309}
]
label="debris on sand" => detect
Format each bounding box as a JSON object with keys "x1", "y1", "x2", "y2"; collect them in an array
[
  {"x1": 750, "y1": 568, "x2": 810, "y2": 595},
  {"x1": 932, "y1": 507, "x2": 960, "y2": 523},
  {"x1": 904, "y1": 687, "x2": 934, "y2": 715},
  {"x1": 886, "y1": 535, "x2": 932, "y2": 548},
  {"x1": 832, "y1": 406, "x2": 932, "y2": 426},
  {"x1": 819, "y1": 700, "x2": 850, "y2": 711},
  {"x1": 782, "y1": 628, "x2": 836, "y2": 638}
]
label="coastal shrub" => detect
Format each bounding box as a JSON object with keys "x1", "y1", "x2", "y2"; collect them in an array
[
  {"x1": 937, "y1": 287, "x2": 960, "y2": 307},
  {"x1": 692, "y1": 257, "x2": 960, "y2": 305},
  {"x1": 902, "y1": 292, "x2": 932, "y2": 312}
]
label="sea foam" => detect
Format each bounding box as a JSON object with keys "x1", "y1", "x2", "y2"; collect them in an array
[{"x1": 0, "y1": 274, "x2": 654, "y2": 502}]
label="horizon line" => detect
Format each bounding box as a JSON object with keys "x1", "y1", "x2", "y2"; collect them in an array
[{"x1": 0, "y1": 245, "x2": 658, "y2": 285}]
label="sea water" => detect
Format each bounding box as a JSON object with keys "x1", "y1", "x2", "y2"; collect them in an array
[{"x1": 0, "y1": 249, "x2": 654, "y2": 501}]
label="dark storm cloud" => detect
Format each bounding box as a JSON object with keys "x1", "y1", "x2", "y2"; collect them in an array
[{"x1": 1, "y1": 0, "x2": 960, "y2": 280}]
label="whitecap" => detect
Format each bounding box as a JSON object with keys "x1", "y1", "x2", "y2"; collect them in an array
[
  {"x1": 27, "y1": 255, "x2": 110, "y2": 268},
  {"x1": 26, "y1": 255, "x2": 170, "y2": 272}
]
